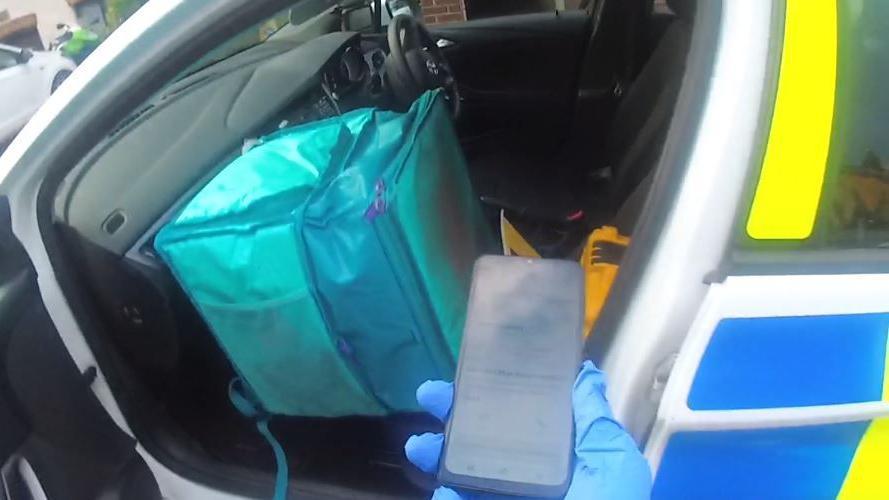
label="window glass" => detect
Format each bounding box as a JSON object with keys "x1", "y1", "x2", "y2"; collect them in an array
[
  {"x1": 742, "y1": 1, "x2": 889, "y2": 249},
  {"x1": 815, "y1": 1, "x2": 889, "y2": 247},
  {"x1": 431, "y1": 0, "x2": 583, "y2": 25},
  {"x1": 178, "y1": 6, "x2": 305, "y2": 78},
  {"x1": 0, "y1": 50, "x2": 18, "y2": 71}
]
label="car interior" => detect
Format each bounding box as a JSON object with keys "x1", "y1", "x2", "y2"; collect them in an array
[{"x1": 49, "y1": 0, "x2": 694, "y2": 496}]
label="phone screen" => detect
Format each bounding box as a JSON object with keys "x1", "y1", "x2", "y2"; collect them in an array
[{"x1": 441, "y1": 256, "x2": 582, "y2": 495}]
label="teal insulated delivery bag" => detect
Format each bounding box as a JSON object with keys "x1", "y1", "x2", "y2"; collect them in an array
[{"x1": 154, "y1": 91, "x2": 494, "y2": 416}]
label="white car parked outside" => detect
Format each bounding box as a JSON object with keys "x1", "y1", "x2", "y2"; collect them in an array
[{"x1": 0, "y1": 43, "x2": 76, "y2": 146}]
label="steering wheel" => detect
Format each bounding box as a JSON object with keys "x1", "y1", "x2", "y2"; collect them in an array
[{"x1": 385, "y1": 15, "x2": 461, "y2": 117}]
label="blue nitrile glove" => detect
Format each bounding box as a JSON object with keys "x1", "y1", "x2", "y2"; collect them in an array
[{"x1": 404, "y1": 360, "x2": 652, "y2": 500}]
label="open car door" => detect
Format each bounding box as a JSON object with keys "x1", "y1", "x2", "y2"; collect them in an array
[
  {"x1": 0, "y1": 196, "x2": 161, "y2": 500},
  {"x1": 646, "y1": 273, "x2": 889, "y2": 498}
]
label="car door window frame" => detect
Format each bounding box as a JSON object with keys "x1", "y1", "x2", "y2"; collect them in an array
[
  {"x1": 649, "y1": 2, "x2": 889, "y2": 496},
  {"x1": 732, "y1": 0, "x2": 889, "y2": 273}
]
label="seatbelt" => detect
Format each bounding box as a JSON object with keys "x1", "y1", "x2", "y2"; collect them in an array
[
  {"x1": 500, "y1": 210, "x2": 541, "y2": 258},
  {"x1": 229, "y1": 379, "x2": 289, "y2": 500}
]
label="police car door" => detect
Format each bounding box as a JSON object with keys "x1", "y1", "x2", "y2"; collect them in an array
[{"x1": 648, "y1": 1, "x2": 889, "y2": 497}]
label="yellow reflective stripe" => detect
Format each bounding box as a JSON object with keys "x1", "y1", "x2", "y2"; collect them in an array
[
  {"x1": 836, "y1": 333, "x2": 889, "y2": 497},
  {"x1": 838, "y1": 419, "x2": 889, "y2": 498},
  {"x1": 746, "y1": 0, "x2": 837, "y2": 240}
]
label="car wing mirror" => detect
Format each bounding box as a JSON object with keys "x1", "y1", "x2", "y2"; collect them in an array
[{"x1": 17, "y1": 48, "x2": 33, "y2": 64}]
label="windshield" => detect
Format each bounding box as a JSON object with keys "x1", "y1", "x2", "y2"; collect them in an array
[{"x1": 180, "y1": 0, "x2": 340, "y2": 78}]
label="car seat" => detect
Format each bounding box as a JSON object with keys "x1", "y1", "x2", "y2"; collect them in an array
[{"x1": 472, "y1": 0, "x2": 695, "y2": 238}]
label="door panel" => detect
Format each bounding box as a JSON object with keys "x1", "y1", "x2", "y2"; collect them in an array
[
  {"x1": 647, "y1": 274, "x2": 889, "y2": 498},
  {"x1": 431, "y1": 11, "x2": 590, "y2": 154},
  {"x1": 0, "y1": 197, "x2": 161, "y2": 500}
]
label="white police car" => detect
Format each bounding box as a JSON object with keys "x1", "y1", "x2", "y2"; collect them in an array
[{"x1": 0, "y1": 0, "x2": 886, "y2": 498}]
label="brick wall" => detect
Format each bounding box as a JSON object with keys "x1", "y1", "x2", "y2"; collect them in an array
[{"x1": 421, "y1": 0, "x2": 466, "y2": 25}]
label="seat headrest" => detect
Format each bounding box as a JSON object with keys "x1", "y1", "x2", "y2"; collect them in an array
[{"x1": 666, "y1": 0, "x2": 695, "y2": 19}]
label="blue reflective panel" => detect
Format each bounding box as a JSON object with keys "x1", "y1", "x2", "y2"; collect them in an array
[
  {"x1": 653, "y1": 423, "x2": 868, "y2": 499},
  {"x1": 688, "y1": 314, "x2": 888, "y2": 410}
]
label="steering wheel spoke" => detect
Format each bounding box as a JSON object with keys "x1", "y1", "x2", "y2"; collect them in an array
[{"x1": 386, "y1": 15, "x2": 461, "y2": 117}]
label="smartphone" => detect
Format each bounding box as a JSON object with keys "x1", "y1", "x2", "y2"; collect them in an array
[{"x1": 439, "y1": 255, "x2": 583, "y2": 498}]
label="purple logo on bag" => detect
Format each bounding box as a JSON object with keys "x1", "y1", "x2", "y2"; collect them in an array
[
  {"x1": 336, "y1": 337, "x2": 354, "y2": 358},
  {"x1": 364, "y1": 179, "x2": 387, "y2": 221}
]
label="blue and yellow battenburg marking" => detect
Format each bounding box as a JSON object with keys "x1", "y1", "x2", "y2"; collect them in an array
[
  {"x1": 660, "y1": 0, "x2": 889, "y2": 494},
  {"x1": 688, "y1": 314, "x2": 888, "y2": 410},
  {"x1": 840, "y1": 418, "x2": 889, "y2": 498},
  {"x1": 653, "y1": 313, "x2": 889, "y2": 498}
]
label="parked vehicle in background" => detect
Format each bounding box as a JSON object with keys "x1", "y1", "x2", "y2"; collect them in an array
[
  {"x1": 50, "y1": 23, "x2": 102, "y2": 65},
  {"x1": 0, "y1": 43, "x2": 76, "y2": 148},
  {"x1": 47, "y1": 23, "x2": 75, "y2": 51}
]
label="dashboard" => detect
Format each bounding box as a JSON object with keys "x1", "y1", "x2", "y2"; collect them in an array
[
  {"x1": 278, "y1": 37, "x2": 389, "y2": 128},
  {"x1": 57, "y1": 31, "x2": 393, "y2": 260},
  {"x1": 324, "y1": 42, "x2": 388, "y2": 101}
]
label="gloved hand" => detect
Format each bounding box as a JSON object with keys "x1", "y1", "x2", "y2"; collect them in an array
[{"x1": 404, "y1": 360, "x2": 652, "y2": 500}]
